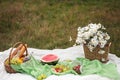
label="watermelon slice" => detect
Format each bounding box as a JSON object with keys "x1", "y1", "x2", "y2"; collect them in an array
[{"x1": 41, "y1": 54, "x2": 59, "y2": 65}]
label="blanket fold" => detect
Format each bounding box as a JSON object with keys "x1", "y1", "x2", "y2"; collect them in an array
[{"x1": 77, "y1": 58, "x2": 120, "y2": 80}]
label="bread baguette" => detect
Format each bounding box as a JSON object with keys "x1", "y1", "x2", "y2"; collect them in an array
[
  {"x1": 11, "y1": 44, "x2": 23, "y2": 59},
  {"x1": 19, "y1": 44, "x2": 27, "y2": 58}
]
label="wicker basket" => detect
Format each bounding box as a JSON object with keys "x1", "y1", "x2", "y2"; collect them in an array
[
  {"x1": 83, "y1": 42, "x2": 111, "y2": 63},
  {"x1": 4, "y1": 42, "x2": 28, "y2": 73}
]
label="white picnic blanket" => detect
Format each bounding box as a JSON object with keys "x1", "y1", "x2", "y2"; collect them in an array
[{"x1": 0, "y1": 45, "x2": 120, "y2": 80}]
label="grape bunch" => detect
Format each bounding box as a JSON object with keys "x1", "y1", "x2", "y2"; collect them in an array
[
  {"x1": 37, "y1": 74, "x2": 46, "y2": 80},
  {"x1": 10, "y1": 57, "x2": 23, "y2": 65}
]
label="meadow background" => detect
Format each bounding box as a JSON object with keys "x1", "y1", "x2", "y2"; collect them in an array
[{"x1": 0, "y1": 0, "x2": 120, "y2": 57}]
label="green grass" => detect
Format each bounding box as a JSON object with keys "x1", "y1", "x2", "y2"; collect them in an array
[{"x1": 0, "y1": 0, "x2": 120, "y2": 57}]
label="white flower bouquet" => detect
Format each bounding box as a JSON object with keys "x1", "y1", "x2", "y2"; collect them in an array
[{"x1": 75, "y1": 23, "x2": 111, "y2": 62}]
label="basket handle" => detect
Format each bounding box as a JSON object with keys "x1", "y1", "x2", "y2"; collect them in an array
[{"x1": 8, "y1": 42, "x2": 28, "y2": 65}]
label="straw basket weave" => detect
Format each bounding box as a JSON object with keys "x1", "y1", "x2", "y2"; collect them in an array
[
  {"x1": 4, "y1": 42, "x2": 28, "y2": 73},
  {"x1": 83, "y1": 42, "x2": 111, "y2": 63}
]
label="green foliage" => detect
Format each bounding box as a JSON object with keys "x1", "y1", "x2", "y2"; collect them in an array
[{"x1": 0, "y1": 0, "x2": 120, "y2": 57}]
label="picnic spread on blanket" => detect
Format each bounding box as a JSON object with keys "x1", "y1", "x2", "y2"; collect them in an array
[
  {"x1": 11, "y1": 56, "x2": 120, "y2": 80},
  {"x1": 2, "y1": 42, "x2": 120, "y2": 80}
]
